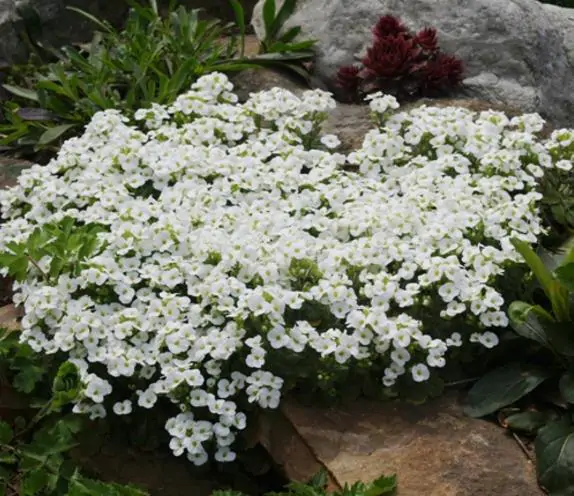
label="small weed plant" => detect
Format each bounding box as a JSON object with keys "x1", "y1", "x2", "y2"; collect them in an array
[{"x1": 0, "y1": 73, "x2": 572, "y2": 467}]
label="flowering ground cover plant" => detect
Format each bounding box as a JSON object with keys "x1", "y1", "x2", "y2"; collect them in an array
[
  {"x1": 0, "y1": 73, "x2": 572, "y2": 467},
  {"x1": 337, "y1": 15, "x2": 464, "y2": 103}
]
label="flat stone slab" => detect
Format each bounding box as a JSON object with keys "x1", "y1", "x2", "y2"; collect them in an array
[{"x1": 258, "y1": 392, "x2": 542, "y2": 496}]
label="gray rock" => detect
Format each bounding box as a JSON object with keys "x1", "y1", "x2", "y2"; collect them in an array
[
  {"x1": 252, "y1": 0, "x2": 574, "y2": 127},
  {"x1": 231, "y1": 67, "x2": 309, "y2": 102}
]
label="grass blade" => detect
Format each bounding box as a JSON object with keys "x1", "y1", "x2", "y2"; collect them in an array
[
  {"x1": 66, "y1": 6, "x2": 114, "y2": 34},
  {"x1": 229, "y1": 0, "x2": 246, "y2": 58}
]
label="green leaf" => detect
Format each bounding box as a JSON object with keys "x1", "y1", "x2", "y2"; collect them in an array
[
  {"x1": 277, "y1": 26, "x2": 301, "y2": 44},
  {"x1": 262, "y1": 0, "x2": 277, "y2": 38},
  {"x1": 229, "y1": 0, "x2": 245, "y2": 34},
  {"x1": 269, "y1": 0, "x2": 297, "y2": 41},
  {"x1": 0, "y1": 422, "x2": 13, "y2": 445},
  {"x1": 13, "y1": 363, "x2": 45, "y2": 394},
  {"x1": 555, "y1": 262, "x2": 574, "y2": 292},
  {"x1": 560, "y1": 371, "x2": 574, "y2": 404},
  {"x1": 308, "y1": 469, "x2": 328, "y2": 489},
  {"x1": 365, "y1": 474, "x2": 398, "y2": 496},
  {"x1": 536, "y1": 418, "x2": 574, "y2": 496},
  {"x1": 0, "y1": 452, "x2": 17, "y2": 464},
  {"x1": 21, "y1": 468, "x2": 49, "y2": 495},
  {"x1": 68, "y1": 470, "x2": 150, "y2": 495},
  {"x1": 545, "y1": 323, "x2": 574, "y2": 357},
  {"x1": 464, "y1": 363, "x2": 551, "y2": 418},
  {"x1": 504, "y1": 411, "x2": 555, "y2": 434},
  {"x1": 2, "y1": 84, "x2": 39, "y2": 102},
  {"x1": 0, "y1": 465, "x2": 11, "y2": 482},
  {"x1": 37, "y1": 124, "x2": 76, "y2": 146},
  {"x1": 521, "y1": 243, "x2": 571, "y2": 321},
  {"x1": 511, "y1": 238, "x2": 561, "y2": 302},
  {"x1": 507, "y1": 301, "x2": 552, "y2": 347},
  {"x1": 51, "y1": 361, "x2": 81, "y2": 409}
]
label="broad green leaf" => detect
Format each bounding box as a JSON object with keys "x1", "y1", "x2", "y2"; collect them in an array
[
  {"x1": 2, "y1": 84, "x2": 39, "y2": 102},
  {"x1": 560, "y1": 370, "x2": 574, "y2": 404},
  {"x1": 507, "y1": 301, "x2": 552, "y2": 347},
  {"x1": 555, "y1": 262, "x2": 574, "y2": 292},
  {"x1": 464, "y1": 363, "x2": 551, "y2": 418},
  {"x1": 0, "y1": 422, "x2": 13, "y2": 445},
  {"x1": 37, "y1": 124, "x2": 76, "y2": 146},
  {"x1": 504, "y1": 410, "x2": 555, "y2": 434},
  {"x1": 545, "y1": 323, "x2": 574, "y2": 357},
  {"x1": 536, "y1": 419, "x2": 574, "y2": 496}
]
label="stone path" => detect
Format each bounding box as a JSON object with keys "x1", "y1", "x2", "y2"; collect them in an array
[{"x1": 258, "y1": 392, "x2": 543, "y2": 496}]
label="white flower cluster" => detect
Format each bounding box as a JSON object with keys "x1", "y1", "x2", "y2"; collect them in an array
[{"x1": 0, "y1": 73, "x2": 570, "y2": 464}]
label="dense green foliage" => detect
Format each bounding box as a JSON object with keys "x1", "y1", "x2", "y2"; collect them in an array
[
  {"x1": 0, "y1": 0, "x2": 314, "y2": 157},
  {"x1": 0, "y1": 327, "x2": 149, "y2": 495},
  {"x1": 213, "y1": 470, "x2": 397, "y2": 496},
  {"x1": 465, "y1": 238, "x2": 574, "y2": 496}
]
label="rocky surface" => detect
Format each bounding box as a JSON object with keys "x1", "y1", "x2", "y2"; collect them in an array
[
  {"x1": 252, "y1": 0, "x2": 574, "y2": 127},
  {"x1": 258, "y1": 392, "x2": 543, "y2": 496},
  {"x1": 228, "y1": 64, "x2": 556, "y2": 153},
  {"x1": 0, "y1": 157, "x2": 34, "y2": 189}
]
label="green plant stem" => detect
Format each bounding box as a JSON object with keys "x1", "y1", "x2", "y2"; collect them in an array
[
  {"x1": 26, "y1": 255, "x2": 48, "y2": 281},
  {"x1": 14, "y1": 400, "x2": 52, "y2": 438}
]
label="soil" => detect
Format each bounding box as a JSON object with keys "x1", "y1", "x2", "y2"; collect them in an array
[{"x1": 71, "y1": 419, "x2": 286, "y2": 496}]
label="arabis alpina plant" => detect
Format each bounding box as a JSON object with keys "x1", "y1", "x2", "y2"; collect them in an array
[{"x1": 0, "y1": 73, "x2": 571, "y2": 465}]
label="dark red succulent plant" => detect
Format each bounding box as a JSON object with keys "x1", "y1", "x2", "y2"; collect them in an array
[
  {"x1": 336, "y1": 14, "x2": 464, "y2": 103},
  {"x1": 372, "y1": 14, "x2": 409, "y2": 38},
  {"x1": 336, "y1": 64, "x2": 362, "y2": 95}
]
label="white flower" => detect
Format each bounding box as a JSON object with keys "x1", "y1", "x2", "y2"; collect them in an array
[
  {"x1": 0, "y1": 72, "x2": 561, "y2": 467},
  {"x1": 556, "y1": 160, "x2": 572, "y2": 171},
  {"x1": 477, "y1": 331, "x2": 500, "y2": 349},
  {"x1": 411, "y1": 363, "x2": 430, "y2": 382},
  {"x1": 320, "y1": 134, "x2": 341, "y2": 149},
  {"x1": 113, "y1": 400, "x2": 133, "y2": 415},
  {"x1": 137, "y1": 389, "x2": 158, "y2": 409}
]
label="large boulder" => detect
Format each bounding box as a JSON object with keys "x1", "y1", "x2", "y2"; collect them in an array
[{"x1": 252, "y1": 0, "x2": 574, "y2": 127}]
